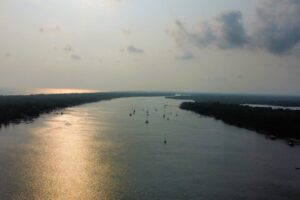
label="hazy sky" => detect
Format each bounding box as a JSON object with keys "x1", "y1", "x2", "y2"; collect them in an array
[{"x1": 1, "y1": 0, "x2": 300, "y2": 95}]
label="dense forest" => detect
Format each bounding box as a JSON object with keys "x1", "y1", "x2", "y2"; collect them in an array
[
  {"x1": 0, "y1": 92, "x2": 172, "y2": 127},
  {"x1": 180, "y1": 102, "x2": 300, "y2": 140}
]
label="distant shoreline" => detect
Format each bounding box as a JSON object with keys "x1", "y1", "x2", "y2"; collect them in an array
[
  {"x1": 168, "y1": 94, "x2": 300, "y2": 107},
  {"x1": 0, "y1": 92, "x2": 172, "y2": 127},
  {"x1": 180, "y1": 102, "x2": 300, "y2": 142}
]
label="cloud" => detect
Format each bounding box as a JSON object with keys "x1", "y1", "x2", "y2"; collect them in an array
[
  {"x1": 169, "y1": 0, "x2": 300, "y2": 55},
  {"x1": 217, "y1": 11, "x2": 249, "y2": 49},
  {"x1": 64, "y1": 45, "x2": 73, "y2": 52},
  {"x1": 170, "y1": 11, "x2": 248, "y2": 52},
  {"x1": 71, "y1": 54, "x2": 81, "y2": 60},
  {"x1": 4, "y1": 52, "x2": 11, "y2": 57},
  {"x1": 39, "y1": 25, "x2": 61, "y2": 33},
  {"x1": 237, "y1": 74, "x2": 244, "y2": 80},
  {"x1": 254, "y1": 0, "x2": 300, "y2": 54},
  {"x1": 127, "y1": 45, "x2": 144, "y2": 54},
  {"x1": 122, "y1": 28, "x2": 131, "y2": 36},
  {"x1": 176, "y1": 51, "x2": 195, "y2": 60}
]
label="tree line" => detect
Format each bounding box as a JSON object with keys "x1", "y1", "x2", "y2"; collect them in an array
[{"x1": 180, "y1": 102, "x2": 300, "y2": 139}]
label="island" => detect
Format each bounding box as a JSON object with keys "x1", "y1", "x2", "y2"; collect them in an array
[{"x1": 180, "y1": 102, "x2": 300, "y2": 141}]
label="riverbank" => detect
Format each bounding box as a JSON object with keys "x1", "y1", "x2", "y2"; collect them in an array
[
  {"x1": 0, "y1": 92, "x2": 172, "y2": 127},
  {"x1": 180, "y1": 102, "x2": 300, "y2": 141}
]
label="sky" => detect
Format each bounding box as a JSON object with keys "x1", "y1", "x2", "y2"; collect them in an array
[{"x1": 1, "y1": 0, "x2": 300, "y2": 95}]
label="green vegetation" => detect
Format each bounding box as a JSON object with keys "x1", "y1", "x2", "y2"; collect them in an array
[
  {"x1": 0, "y1": 92, "x2": 172, "y2": 127},
  {"x1": 180, "y1": 102, "x2": 300, "y2": 140}
]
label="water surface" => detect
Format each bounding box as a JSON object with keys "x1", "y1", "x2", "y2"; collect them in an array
[{"x1": 0, "y1": 97, "x2": 299, "y2": 199}]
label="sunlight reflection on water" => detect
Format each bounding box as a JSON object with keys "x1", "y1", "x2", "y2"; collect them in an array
[{"x1": 13, "y1": 108, "x2": 118, "y2": 199}]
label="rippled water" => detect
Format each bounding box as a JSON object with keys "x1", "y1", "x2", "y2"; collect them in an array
[{"x1": 0, "y1": 97, "x2": 299, "y2": 199}]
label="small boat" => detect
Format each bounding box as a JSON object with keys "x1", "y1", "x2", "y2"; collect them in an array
[
  {"x1": 269, "y1": 135, "x2": 277, "y2": 140},
  {"x1": 145, "y1": 114, "x2": 149, "y2": 124},
  {"x1": 164, "y1": 134, "x2": 167, "y2": 144},
  {"x1": 288, "y1": 138, "x2": 300, "y2": 146},
  {"x1": 288, "y1": 140, "x2": 295, "y2": 146}
]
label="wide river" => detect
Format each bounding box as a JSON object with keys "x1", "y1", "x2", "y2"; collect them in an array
[{"x1": 0, "y1": 97, "x2": 299, "y2": 200}]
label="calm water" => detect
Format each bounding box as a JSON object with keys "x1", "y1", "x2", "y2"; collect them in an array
[{"x1": 0, "y1": 97, "x2": 299, "y2": 200}]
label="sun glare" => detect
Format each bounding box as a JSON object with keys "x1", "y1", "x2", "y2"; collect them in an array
[{"x1": 32, "y1": 88, "x2": 98, "y2": 94}]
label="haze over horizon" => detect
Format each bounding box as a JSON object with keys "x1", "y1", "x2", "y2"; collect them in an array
[{"x1": 1, "y1": 0, "x2": 300, "y2": 95}]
